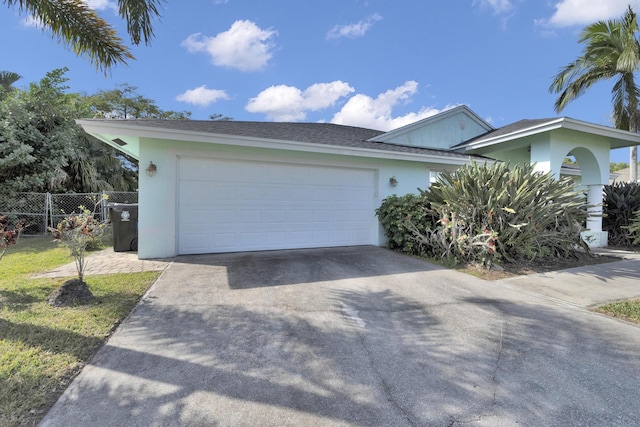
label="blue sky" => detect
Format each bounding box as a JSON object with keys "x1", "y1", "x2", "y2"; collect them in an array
[{"x1": 3, "y1": 0, "x2": 640, "y2": 162}]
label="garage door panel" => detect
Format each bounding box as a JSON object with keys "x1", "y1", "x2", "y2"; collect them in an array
[{"x1": 178, "y1": 158, "x2": 376, "y2": 254}]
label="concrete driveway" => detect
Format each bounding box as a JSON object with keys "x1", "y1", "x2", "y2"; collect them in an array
[{"x1": 41, "y1": 246, "x2": 640, "y2": 426}]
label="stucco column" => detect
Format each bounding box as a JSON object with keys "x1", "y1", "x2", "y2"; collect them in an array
[
  {"x1": 581, "y1": 184, "x2": 608, "y2": 247},
  {"x1": 586, "y1": 184, "x2": 603, "y2": 232}
]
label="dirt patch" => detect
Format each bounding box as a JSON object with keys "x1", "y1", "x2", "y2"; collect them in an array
[
  {"x1": 47, "y1": 279, "x2": 93, "y2": 306},
  {"x1": 461, "y1": 251, "x2": 622, "y2": 281}
]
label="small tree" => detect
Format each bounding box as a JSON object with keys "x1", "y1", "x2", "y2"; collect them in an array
[
  {"x1": 0, "y1": 216, "x2": 25, "y2": 262},
  {"x1": 48, "y1": 198, "x2": 107, "y2": 306}
]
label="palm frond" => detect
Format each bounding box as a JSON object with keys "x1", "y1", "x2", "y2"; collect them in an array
[
  {"x1": 117, "y1": 0, "x2": 163, "y2": 45},
  {"x1": 5, "y1": 0, "x2": 135, "y2": 72}
]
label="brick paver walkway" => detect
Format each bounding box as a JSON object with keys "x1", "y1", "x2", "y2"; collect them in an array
[{"x1": 34, "y1": 249, "x2": 172, "y2": 278}]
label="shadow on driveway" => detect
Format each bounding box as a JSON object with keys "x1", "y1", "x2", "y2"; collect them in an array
[
  {"x1": 171, "y1": 245, "x2": 443, "y2": 289},
  {"x1": 40, "y1": 247, "x2": 640, "y2": 426}
]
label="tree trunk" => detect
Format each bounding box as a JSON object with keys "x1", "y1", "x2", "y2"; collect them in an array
[
  {"x1": 631, "y1": 146, "x2": 638, "y2": 182},
  {"x1": 631, "y1": 112, "x2": 639, "y2": 183}
]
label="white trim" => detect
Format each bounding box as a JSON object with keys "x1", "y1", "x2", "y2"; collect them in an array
[
  {"x1": 462, "y1": 117, "x2": 640, "y2": 150},
  {"x1": 77, "y1": 119, "x2": 480, "y2": 166}
]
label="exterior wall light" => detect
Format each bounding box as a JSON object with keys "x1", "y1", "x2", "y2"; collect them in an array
[
  {"x1": 146, "y1": 161, "x2": 157, "y2": 177},
  {"x1": 389, "y1": 176, "x2": 398, "y2": 187}
]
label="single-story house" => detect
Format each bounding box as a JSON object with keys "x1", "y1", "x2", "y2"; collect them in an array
[{"x1": 78, "y1": 105, "x2": 640, "y2": 259}]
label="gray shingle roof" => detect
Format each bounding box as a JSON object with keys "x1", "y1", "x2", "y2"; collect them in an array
[
  {"x1": 453, "y1": 118, "x2": 557, "y2": 148},
  {"x1": 83, "y1": 119, "x2": 484, "y2": 160}
]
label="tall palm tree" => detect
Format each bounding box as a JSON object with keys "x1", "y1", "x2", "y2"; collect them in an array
[
  {"x1": 0, "y1": 71, "x2": 21, "y2": 100},
  {"x1": 3, "y1": 0, "x2": 163, "y2": 73},
  {"x1": 550, "y1": 5, "x2": 640, "y2": 182}
]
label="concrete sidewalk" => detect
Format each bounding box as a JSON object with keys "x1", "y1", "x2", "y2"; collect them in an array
[
  {"x1": 33, "y1": 248, "x2": 172, "y2": 278},
  {"x1": 496, "y1": 248, "x2": 640, "y2": 308}
]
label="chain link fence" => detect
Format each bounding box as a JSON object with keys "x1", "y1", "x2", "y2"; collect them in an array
[{"x1": 0, "y1": 192, "x2": 138, "y2": 236}]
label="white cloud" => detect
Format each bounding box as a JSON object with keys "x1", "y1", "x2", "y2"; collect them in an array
[
  {"x1": 330, "y1": 81, "x2": 449, "y2": 131},
  {"x1": 326, "y1": 14, "x2": 382, "y2": 40},
  {"x1": 473, "y1": 0, "x2": 513, "y2": 14},
  {"x1": 182, "y1": 20, "x2": 277, "y2": 72},
  {"x1": 246, "y1": 81, "x2": 355, "y2": 121},
  {"x1": 539, "y1": 0, "x2": 640, "y2": 27},
  {"x1": 176, "y1": 86, "x2": 229, "y2": 107},
  {"x1": 85, "y1": 0, "x2": 117, "y2": 10}
]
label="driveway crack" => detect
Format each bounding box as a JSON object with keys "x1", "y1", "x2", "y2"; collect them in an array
[
  {"x1": 447, "y1": 320, "x2": 506, "y2": 427},
  {"x1": 491, "y1": 320, "x2": 506, "y2": 405},
  {"x1": 354, "y1": 330, "x2": 417, "y2": 426}
]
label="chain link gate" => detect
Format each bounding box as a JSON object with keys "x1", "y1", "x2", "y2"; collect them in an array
[{"x1": 0, "y1": 192, "x2": 138, "y2": 236}]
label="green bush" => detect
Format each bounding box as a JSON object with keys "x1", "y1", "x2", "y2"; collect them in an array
[
  {"x1": 603, "y1": 182, "x2": 640, "y2": 246},
  {"x1": 377, "y1": 162, "x2": 590, "y2": 268},
  {"x1": 623, "y1": 210, "x2": 640, "y2": 246},
  {"x1": 375, "y1": 193, "x2": 436, "y2": 256}
]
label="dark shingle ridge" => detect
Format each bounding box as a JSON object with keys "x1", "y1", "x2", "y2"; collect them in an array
[{"x1": 84, "y1": 119, "x2": 483, "y2": 159}]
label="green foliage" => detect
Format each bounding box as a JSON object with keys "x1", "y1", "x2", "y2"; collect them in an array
[
  {"x1": 4, "y1": 0, "x2": 163, "y2": 73},
  {"x1": 0, "y1": 71, "x2": 21, "y2": 101},
  {"x1": 610, "y1": 162, "x2": 630, "y2": 172},
  {"x1": 86, "y1": 83, "x2": 191, "y2": 119},
  {"x1": 378, "y1": 162, "x2": 590, "y2": 268},
  {"x1": 0, "y1": 68, "x2": 78, "y2": 193},
  {"x1": 0, "y1": 70, "x2": 201, "y2": 195},
  {"x1": 549, "y1": 5, "x2": 640, "y2": 132},
  {"x1": 622, "y1": 210, "x2": 640, "y2": 246},
  {"x1": 49, "y1": 199, "x2": 108, "y2": 282},
  {"x1": 597, "y1": 298, "x2": 640, "y2": 324},
  {"x1": 375, "y1": 194, "x2": 436, "y2": 255},
  {"x1": 602, "y1": 182, "x2": 640, "y2": 246}
]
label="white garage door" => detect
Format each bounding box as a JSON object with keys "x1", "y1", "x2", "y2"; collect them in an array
[{"x1": 177, "y1": 157, "x2": 377, "y2": 254}]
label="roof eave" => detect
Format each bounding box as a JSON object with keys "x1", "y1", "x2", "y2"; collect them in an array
[
  {"x1": 460, "y1": 117, "x2": 640, "y2": 151},
  {"x1": 77, "y1": 119, "x2": 483, "y2": 166}
]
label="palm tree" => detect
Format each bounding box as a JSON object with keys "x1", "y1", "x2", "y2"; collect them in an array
[
  {"x1": 0, "y1": 71, "x2": 21, "y2": 89},
  {"x1": 0, "y1": 71, "x2": 21, "y2": 100},
  {"x1": 3, "y1": 0, "x2": 162, "y2": 73},
  {"x1": 550, "y1": 5, "x2": 640, "y2": 182}
]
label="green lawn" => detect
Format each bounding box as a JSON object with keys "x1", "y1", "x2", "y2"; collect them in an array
[
  {"x1": 596, "y1": 299, "x2": 640, "y2": 324},
  {"x1": 0, "y1": 238, "x2": 161, "y2": 427}
]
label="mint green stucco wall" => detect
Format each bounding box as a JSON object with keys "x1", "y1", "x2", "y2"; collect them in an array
[
  {"x1": 137, "y1": 138, "x2": 438, "y2": 259},
  {"x1": 384, "y1": 114, "x2": 489, "y2": 150}
]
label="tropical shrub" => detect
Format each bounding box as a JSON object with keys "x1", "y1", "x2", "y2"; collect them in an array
[
  {"x1": 623, "y1": 210, "x2": 640, "y2": 246},
  {"x1": 49, "y1": 204, "x2": 107, "y2": 283},
  {"x1": 0, "y1": 215, "x2": 25, "y2": 262},
  {"x1": 375, "y1": 193, "x2": 436, "y2": 255},
  {"x1": 603, "y1": 182, "x2": 640, "y2": 246},
  {"x1": 378, "y1": 162, "x2": 590, "y2": 268}
]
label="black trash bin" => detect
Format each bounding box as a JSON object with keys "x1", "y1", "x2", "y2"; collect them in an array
[{"x1": 108, "y1": 203, "x2": 138, "y2": 252}]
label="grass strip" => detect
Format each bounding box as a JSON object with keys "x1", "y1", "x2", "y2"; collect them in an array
[
  {"x1": 596, "y1": 299, "x2": 640, "y2": 324},
  {"x1": 0, "y1": 238, "x2": 161, "y2": 426}
]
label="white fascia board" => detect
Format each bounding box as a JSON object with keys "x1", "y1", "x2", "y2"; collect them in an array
[
  {"x1": 464, "y1": 118, "x2": 565, "y2": 150},
  {"x1": 78, "y1": 120, "x2": 480, "y2": 166},
  {"x1": 561, "y1": 118, "x2": 640, "y2": 147},
  {"x1": 465, "y1": 117, "x2": 640, "y2": 151}
]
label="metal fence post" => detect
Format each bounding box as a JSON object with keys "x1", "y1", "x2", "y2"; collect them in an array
[{"x1": 45, "y1": 192, "x2": 51, "y2": 236}]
